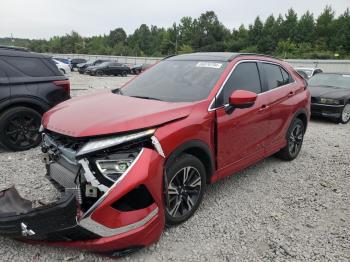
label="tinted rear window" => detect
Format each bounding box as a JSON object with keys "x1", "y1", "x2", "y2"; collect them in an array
[{"x1": 1, "y1": 56, "x2": 56, "y2": 77}]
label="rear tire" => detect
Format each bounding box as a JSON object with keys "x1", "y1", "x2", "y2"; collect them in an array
[
  {"x1": 164, "y1": 154, "x2": 206, "y2": 226},
  {"x1": 0, "y1": 107, "x2": 42, "y2": 151},
  {"x1": 338, "y1": 103, "x2": 350, "y2": 124},
  {"x1": 96, "y1": 70, "x2": 103, "y2": 76},
  {"x1": 122, "y1": 71, "x2": 127, "y2": 77},
  {"x1": 276, "y1": 118, "x2": 305, "y2": 161},
  {"x1": 59, "y1": 68, "x2": 66, "y2": 75}
]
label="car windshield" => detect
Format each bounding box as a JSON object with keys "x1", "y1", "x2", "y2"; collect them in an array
[
  {"x1": 119, "y1": 60, "x2": 228, "y2": 102},
  {"x1": 297, "y1": 69, "x2": 313, "y2": 77},
  {"x1": 308, "y1": 73, "x2": 350, "y2": 89}
]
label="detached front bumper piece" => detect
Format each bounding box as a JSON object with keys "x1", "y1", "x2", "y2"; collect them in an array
[{"x1": 0, "y1": 187, "x2": 98, "y2": 242}]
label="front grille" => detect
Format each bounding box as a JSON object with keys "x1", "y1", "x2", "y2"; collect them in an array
[{"x1": 311, "y1": 97, "x2": 318, "y2": 103}]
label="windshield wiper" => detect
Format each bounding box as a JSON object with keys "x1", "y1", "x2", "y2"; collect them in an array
[{"x1": 129, "y1": 95, "x2": 163, "y2": 101}]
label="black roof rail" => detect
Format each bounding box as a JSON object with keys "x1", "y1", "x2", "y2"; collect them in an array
[
  {"x1": 0, "y1": 45, "x2": 29, "y2": 52},
  {"x1": 236, "y1": 53, "x2": 283, "y2": 61}
]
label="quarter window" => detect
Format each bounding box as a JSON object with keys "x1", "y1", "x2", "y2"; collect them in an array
[
  {"x1": 221, "y1": 62, "x2": 262, "y2": 105},
  {"x1": 280, "y1": 67, "x2": 292, "y2": 85},
  {"x1": 262, "y1": 63, "x2": 284, "y2": 90}
]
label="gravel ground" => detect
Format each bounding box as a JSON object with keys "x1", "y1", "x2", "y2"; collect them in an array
[{"x1": 0, "y1": 72, "x2": 349, "y2": 261}]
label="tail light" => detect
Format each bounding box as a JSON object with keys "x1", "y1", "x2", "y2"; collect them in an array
[{"x1": 53, "y1": 80, "x2": 70, "y2": 95}]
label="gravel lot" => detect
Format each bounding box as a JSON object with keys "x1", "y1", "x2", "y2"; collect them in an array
[{"x1": 0, "y1": 72, "x2": 349, "y2": 261}]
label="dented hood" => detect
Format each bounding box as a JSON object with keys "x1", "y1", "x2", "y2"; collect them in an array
[{"x1": 42, "y1": 91, "x2": 193, "y2": 137}]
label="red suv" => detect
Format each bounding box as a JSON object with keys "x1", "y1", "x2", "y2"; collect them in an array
[{"x1": 0, "y1": 53, "x2": 310, "y2": 255}]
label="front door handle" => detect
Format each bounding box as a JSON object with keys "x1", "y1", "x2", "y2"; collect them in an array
[{"x1": 259, "y1": 104, "x2": 270, "y2": 111}]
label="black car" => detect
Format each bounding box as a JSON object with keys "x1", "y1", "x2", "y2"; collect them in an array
[
  {"x1": 70, "y1": 58, "x2": 87, "y2": 71},
  {"x1": 77, "y1": 59, "x2": 110, "y2": 74},
  {"x1": 0, "y1": 46, "x2": 70, "y2": 151},
  {"x1": 309, "y1": 73, "x2": 350, "y2": 124},
  {"x1": 85, "y1": 61, "x2": 130, "y2": 76},
  {"x1": 130, "y1": 64, "x2": 143, "y2": 75}
]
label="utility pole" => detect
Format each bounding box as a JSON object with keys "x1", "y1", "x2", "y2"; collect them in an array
[{"x1": 175, "y1": 24, "x2": 178, "y2": 55}]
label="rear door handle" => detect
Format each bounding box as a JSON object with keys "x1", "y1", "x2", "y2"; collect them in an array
[{"x1": 288, "y1": 91, "x2": 295, "y2": 97}]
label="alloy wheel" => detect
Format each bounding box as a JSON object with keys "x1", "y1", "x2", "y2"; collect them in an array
[
  {"x1": 166, "y1": 166, "x2": 202, "y2": 219},
  {"x1": 4, "y1": 114, "x2": 40, "y2": 148},
  {"x1": 288, "y1": 122, "x2": 304, "y2": 157}
]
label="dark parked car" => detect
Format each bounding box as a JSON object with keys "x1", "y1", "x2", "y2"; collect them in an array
[
  {"x1": 0, "y1": 46, "x2": 70, "y2": 151},
  {"x1": 85, "y1": 61, "x2": 130, "y2": 76},
  {"x1": 309, "y1": 73, "x2": 350, "y2": 123},
  {"x1": 130, "y1": 64, "x2": 143, "y2": 75},
  {"x1": 77, "y1": 59, "x2": 110, "y2": 74},
  {"x1": 70, "y1": 58, "x2": 87, "y2": 71}
]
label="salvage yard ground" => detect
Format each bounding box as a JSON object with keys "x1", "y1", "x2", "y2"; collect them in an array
[{"x1": 0, "y1": 72, "x2": 349, "y2": 261}]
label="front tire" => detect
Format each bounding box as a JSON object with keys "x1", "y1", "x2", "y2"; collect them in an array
[
  {"x1": 276, "y1": 118, "x2": 305, "y2": 161},
  {"x1": 96, "y1": 70, "x2": 103, "y2": 76},
  {"x1": 0, "y1": 107, "x2": 42, "y2": 151},
  {"x1": 339, "y1": 103, "x2": 350, "y2": 124},
  {"x1": 59, "y1": 68, "x2": 66, "y2": 75},
  {"x1": 164, "y1": 154, "x2": 206, "y2": 226}
]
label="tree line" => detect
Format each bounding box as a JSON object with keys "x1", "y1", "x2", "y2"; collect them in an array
[{"x1": 1, "y1": 6, "x2": 350, "y2": 59}]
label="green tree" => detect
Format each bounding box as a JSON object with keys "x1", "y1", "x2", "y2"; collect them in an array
[
  {"x1": 315, "y1": 6, "x2": 335, "y2": 49},
  {"x1": 296, "y1": 11, "x2": 315, "y2": 43}
]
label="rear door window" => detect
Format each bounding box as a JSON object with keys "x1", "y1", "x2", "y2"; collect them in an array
[
  {"x1": 261, "y1": 63, "x2": 284, "y2": 90},
  {"x1": 2, "y1": 56, "x2": 56, "y2": 77},
  {"x1": 219, "y1": 62, "x2": 262, "y2": 105}
]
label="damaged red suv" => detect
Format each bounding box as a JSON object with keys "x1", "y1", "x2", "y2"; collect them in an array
[{"x1": 0, "y1": 53, "x2": 310, "y2": 255}]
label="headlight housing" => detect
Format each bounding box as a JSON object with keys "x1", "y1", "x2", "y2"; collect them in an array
[
  {"x1": 76, "y1": 129, "x2": 155, "y2": 157},
  {"x1": 319, "y1": 98, "x2": 341, "y2": 105},
  {"x1": 96, "y1": 158, "x2": 134, "y2": 181}
]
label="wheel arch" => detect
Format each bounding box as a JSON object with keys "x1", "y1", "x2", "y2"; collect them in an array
[
  {"x1": 0, "y1": 97, "x2": 50, "y2": 115},
  {"x1": 165, "y1": 140, "x2": 215, "y2": 184},
  {"x1": 292, "y1": 108, "x2": 308, "y2": 133}
]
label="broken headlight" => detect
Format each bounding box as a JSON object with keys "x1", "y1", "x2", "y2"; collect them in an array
[
  {"x1": 95, "y1": 158, "x2": 134, "y2": 181},
  {"x1": 76, "y1": 129, "x2": 155, "y2": 157}
]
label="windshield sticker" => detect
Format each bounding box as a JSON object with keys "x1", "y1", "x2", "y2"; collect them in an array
[
  {"x1": 342, "y1": 75, "x2": 350, "y2": 78},
  {"x1": 196, "y1": 62, "x2": 223, "y2": 69}
]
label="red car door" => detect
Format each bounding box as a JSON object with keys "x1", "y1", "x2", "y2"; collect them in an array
[{"x1": 214, "y1": 61, "x2": 271, "y2": 171}]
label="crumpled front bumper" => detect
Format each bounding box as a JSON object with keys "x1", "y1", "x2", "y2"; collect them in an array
[{"x1": 0, "y1": 147, "x2": 165, "y2": 253}]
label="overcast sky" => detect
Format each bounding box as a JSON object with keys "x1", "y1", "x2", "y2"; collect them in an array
[{"x1": 0, "y1": 0, "x2": 349, "y2": 39}]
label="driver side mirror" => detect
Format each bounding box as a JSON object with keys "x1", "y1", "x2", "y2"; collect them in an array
[{"x1": 226, "y1": 90, "x2": 257, "y2": 114}]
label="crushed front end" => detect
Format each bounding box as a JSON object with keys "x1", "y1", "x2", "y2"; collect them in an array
[{"x1": 0, "y1": 129, "x2": 165, "y2": 253}]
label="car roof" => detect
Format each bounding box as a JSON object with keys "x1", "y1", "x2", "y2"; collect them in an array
[
  {"x1": 166, "y1": 52, "x2": 281, "y2": 62},
  {"x1": 0, "y1": 48, "x2": 50, "y2": 59}
]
